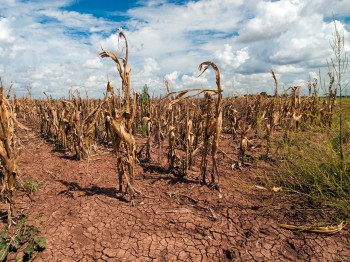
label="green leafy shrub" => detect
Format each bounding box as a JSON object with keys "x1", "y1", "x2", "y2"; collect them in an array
[{"x1": 0, "y1": 215, "x2": 46, "y2": 261}]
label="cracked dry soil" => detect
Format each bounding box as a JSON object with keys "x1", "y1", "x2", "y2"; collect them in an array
[{"x1": 5, "y1": 125, "x2": 350, "y2": 262}]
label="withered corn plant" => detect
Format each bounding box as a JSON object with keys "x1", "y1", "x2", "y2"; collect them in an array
[
  {"x1": 0, "y1": 82, "x2": 21, "y2": 227},
  {"x1": 100, "y1": 29, "x2": 139, "y2": 198},
  {"x1": 322, "y1": 72, "x2": 336, "y2": 127},
  {"x1": 184, "y1": 104, "x2": 194, "y2": 174},
  {"x1": 139, "y1": 85, "x2": 152, "y2": 161},
  {"x1": 142, "y1": 115, "x2": 152, "y2": 160},
  {"x1": 164, "y1": 80, "x2": 177, "y2": 169},
  {"x1": 265, "y1": 71, "x2": 280, "y2": 155},
  {"x1": 199, "y1": 61, "x2": 223, "y2": 187},
  {"x1": 240, "y1": 104, "x2": 250, "y2": 161}
]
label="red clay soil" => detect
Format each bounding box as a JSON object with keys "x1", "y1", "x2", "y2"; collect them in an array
[{"x1": 3, "y1": 123, "x2": 350, "y2": 261}]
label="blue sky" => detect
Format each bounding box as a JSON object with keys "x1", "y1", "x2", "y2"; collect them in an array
[
  {"x1": 0, "y1": 0, "x2": 350, "y2": 98},
  {"x1": 65, "y1": 0, "x2": 138, "y2": 19}
]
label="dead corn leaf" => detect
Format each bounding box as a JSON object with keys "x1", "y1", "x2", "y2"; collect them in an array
[
  {"x1": 175, "y1": 90, "x2": 190, "y2": 99},
  {"x1": 272, "y1": 186, "x2": 282, "y2": 192},
  {"x1": 254, "y1": 185, "x2": 267, "y2": 190},
  {"x1": 279, "y1": 222, "x2": 344, "y2": 234},
  {"x1": 205, "y1": 90, "x2": 219, "y2": 97}
]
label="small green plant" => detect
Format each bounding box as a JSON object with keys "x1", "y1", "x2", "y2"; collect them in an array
[
  {"x1": 0, "y1": 215, "x2": 46, "y2": 261},
  {"x1": 15, "y1": 177, "x2": 40, "y2": 196},
  {"x1": 242, "y1": 154, "x2": 253, "y2": 163},
  {"x1": 21, "y1": 178, "x2": 39, "y2": 195}
]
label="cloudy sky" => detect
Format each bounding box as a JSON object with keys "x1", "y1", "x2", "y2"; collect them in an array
[{"x1": 0, "y1": 0, "x2": 350, "y2": 98}]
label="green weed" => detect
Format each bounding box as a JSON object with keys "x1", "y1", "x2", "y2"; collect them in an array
[
  {"x1": 273, "y1": 126, "x2": 350, "y2": 220},
  {"x1": 0, "y1": 215, "x2": 46, "y2": 261}
]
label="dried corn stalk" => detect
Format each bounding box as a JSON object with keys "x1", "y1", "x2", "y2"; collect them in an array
[
  {"x1": 0, "y1": 83, "x2": 21, "y2": 227},
  {"x1": 100, "y1": 29, "x2": 139, "y2": 198},
  {"x1": 265, "y1": 71, "x2": 280, "y2": 155},
  {"x1": 184, "y1": 105, "x2": 194, "y2": 174},
  {"x1": 142, "y1": 116, "x2": 152, "y2": 160},
  {"x1": 199, "y1": 62, "x2": 223, "y2": 186}
]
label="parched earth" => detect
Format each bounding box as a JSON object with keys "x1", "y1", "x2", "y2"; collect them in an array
[{"x1": 4, "y1": 123, "x2": 350, "y2": 261}]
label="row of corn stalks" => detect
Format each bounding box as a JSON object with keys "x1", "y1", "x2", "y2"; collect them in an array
[
  {"x1": 14, "y1": 70, "x2": 337, "y2": 187},
  {"x1": 0, "y1": 80, "x2": 22, "y2": 226}
]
